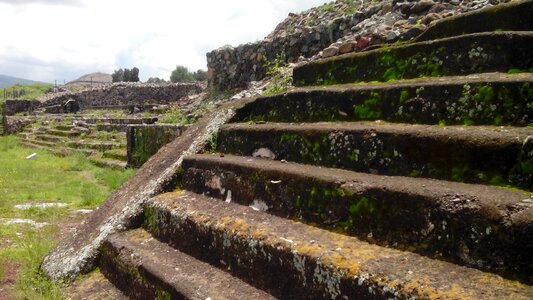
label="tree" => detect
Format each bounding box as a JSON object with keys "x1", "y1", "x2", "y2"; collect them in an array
[
  {"x1": 193, "y1": 69, "x2": 208, "y2": 81},
  {"x1": 147, "y1": 77, "x2": 167, "y2": 84},
  {"x1": 112, "y1": 67, "x2": 140, "y2": 82},
  {"x1": 111, "y1": 69, "x2": 124, "y2": 82},
  {"x1": 170, "y1": 65, "x2": 195, "y2": 83}
]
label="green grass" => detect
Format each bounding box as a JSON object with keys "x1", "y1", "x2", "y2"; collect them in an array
[
  {"x1": 0, "y1": 136, "x2": 135, "y2": 299},
  {"x1": 2, "y1": 83, "x2": 54, "y2": 101}
]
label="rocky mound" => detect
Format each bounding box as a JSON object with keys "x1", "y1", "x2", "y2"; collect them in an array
[{"x1": 207, "y1": 0, "x2": 511, "y2": 90}]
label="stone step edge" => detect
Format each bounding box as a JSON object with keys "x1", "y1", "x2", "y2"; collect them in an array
[
  {"x1": 20, "y1": 141, "x2": 94, "y2": 157},
  {"x1": 217, "y1": 122, "x2": 533, "y2": 189},
  {"x1": 293, "y1": 31, "x2": 533, "y2": 86},
  {"x1": 145, "y1": 191, "x2": 533, "y2": 299},
  {"x1": 88, "y1": 155, "x2": 127, "y2": 169},
  {"x1": 231, "y1": 72, "x2": 533, "y2": 126},
  {"x1": 180, "y1": 154, "x2": 533, "y2": 279},
  {"x1": 100, "y1": 228, "x2": 275, "y2": 300},
  {"x1": 414, "y1": 0, "x2": 533, "y2": 42}
]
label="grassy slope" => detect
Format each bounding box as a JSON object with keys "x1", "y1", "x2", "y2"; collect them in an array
[
  {"x1": 0, "y1": 136, "x2": 135, "y2": 299},
  {"x1": 1, "y1": 83, "x2": 53, "y2": 101}
]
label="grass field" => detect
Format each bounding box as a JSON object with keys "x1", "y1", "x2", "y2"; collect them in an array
[
  {"x1": 0, "y1": 136, "x2": 135, "y2": 299},
  {"x1": 1, "y1": 83, "x2": 53, "y2": 101}
]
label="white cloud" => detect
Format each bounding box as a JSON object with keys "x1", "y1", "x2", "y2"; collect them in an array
[{"x1": 0, "y1": 0, "x2": 327, "y2": 82}]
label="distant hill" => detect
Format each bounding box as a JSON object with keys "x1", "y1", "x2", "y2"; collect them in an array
[
  {"x1": 67, "y1": 72, "x2": 112, "y2": 85},
  {"x1": 0, "y1": 74, "x2": 46, "y2": 88}
]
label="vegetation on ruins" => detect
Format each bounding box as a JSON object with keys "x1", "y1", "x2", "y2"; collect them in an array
[{"x1": 263, "y1": 53, "x2": 292, "y2": 95}]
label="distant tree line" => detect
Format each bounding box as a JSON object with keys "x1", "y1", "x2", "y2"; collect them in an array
[
  {"x1": 112, "y1": 65, "x2": 207, "y2": 84},
  {"x1": 112, "y1": 67, "x2": 140, "y2": 82}
]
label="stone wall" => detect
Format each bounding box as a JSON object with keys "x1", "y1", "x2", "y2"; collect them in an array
[
  {"x1": 127, "y1": 124, "x2": 186, "y2": 167},
  {"x1": 3, "y1": 100, "x2": 42, "y2": 116},
  {"x1": 40, "y1": 82, "x2": 203, "y2": 113},
  {"x1": 4, "y1": 116, "x2": 33, "y2": 135},
  {"x1": 206, "y1": 0, "x2": 508, "y2": 90}
]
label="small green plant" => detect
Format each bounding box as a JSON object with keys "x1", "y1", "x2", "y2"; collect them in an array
[
  {"x1": 264, "y1": 53, "x2": 292, "y2": 95},
  {"x1": 318, "y1": 3, "x2": 335, "y2": 11},
  {"x1": 159, "y1": 107, "x2": 195, "y2": 125}
]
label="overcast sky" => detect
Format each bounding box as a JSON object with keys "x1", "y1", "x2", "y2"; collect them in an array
[{"x1": 0, "y1": 0, "x2": 327, "y2": 83}]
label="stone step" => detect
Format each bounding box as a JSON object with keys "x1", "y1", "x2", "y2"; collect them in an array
[
  {"x1": 68, "y1": 141, "x2": 123, "y2": 151},
  {"x1": 88, "y1": 155, "x2": 127, "y2": 169},
  {"x1": 75, "y1": 117, "x2": 158, "y2": 125},
  {"x1": 54, "y1": 124, "x2": 76, "y2": 131},
  {"x1": 217, "y1": 122, "x2": 533, "y2": 190},
  {"x1": 61, "y1": 270, "x2": 128, "y2": 300},
  {"x1": 179, "y1": 154, "x2": 533, "y2": 280},
  {"x1": 103, "y1": 149, "x2": 127, "y2": 162},
  {"x1": 144, "y1": 191, "x2": 533, "y2": 299},
  {"x1": 20, "y1": 141, "x2": 72, "y2": 157},
  {"x1": 33, "y1": 134, "x2": 66, "y2": 143},
  {"x1": 232, "y1": 72, "x2": 533, "y2": 126},
  {"x1": 100, "y1": 228, "x2": 275, "y2": 300},
  {"x1": 45, "y1": 128, "x2": 82, "y2": 137},
  {"x1": 414, "y1": 0, "x2": 533, "y2": 42},
  {"x1": 293, "y1": 31, "x2": 533, "y2": 86},
  {"x1": 22, "y1": 138, "x2": 57, "y2": 148},
  {"x1": 21, "y1": 140, "x2": 95, "y2": 157}
]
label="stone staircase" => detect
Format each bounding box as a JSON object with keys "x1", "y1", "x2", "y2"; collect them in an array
[
  {"x1": 62, "y1": 1, "x2": 533, "y2": 299},
  {"x1": 18, "y1": 116, "x2": 131, "y2": 169}
]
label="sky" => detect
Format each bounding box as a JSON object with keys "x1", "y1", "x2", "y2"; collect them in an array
[{"x1": 0, "y1": 0, "x2": 327, "y2": 83}]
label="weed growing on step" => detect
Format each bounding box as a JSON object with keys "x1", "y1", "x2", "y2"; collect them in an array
[
  {"x1": 159, "y1": 107, "x2": 196, "y2": 125},
  {"x1": 0, "y1": 136, "x2": 135, "y2": 299},
  {"x1": 264, "y1": 53, "x2": 293, "y2": 95}
]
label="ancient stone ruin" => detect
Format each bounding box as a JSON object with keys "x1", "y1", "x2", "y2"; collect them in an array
[{"x1": 4, "y1": 0, "x2": 532, "y2": 298}]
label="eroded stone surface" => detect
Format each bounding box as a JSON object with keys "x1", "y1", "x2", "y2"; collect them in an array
[
  {"x1": 100, "y1": 228, "x2": 275, "y2": 299},
  {"x1": 144, "y1": 191, "x2": 533, "y2": 299},
  {"x1": 180, "y1": 154, "x2": 533, "y2": 279}
]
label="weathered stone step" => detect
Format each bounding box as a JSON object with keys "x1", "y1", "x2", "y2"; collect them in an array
[
  {"x1": 414, "y1": 0, "x2": 533, "y2": 42},
  {"x1": 20, "y1": 141, "x2": 71, "y2": 157},
  {"x1": 88, "y1": 155, "x2": 127, "y2": 169},
  {"x1": 74, "y1": 117, "x2": 158, "y2": 125},
  {"x1": 45, "y1": 128, "x2": 82, "y2": 137},
  {"x1": 34, "y1": 134, "x2": 66, "y2": 143},
  {"x1": 145, "y1": 191, "x2": 533, "y2": 299},
  {"x1": 21, "y1": 138, "x2": 57, "y2": 149},
  {"x1": 62, "y1": 270, "x2": 128, "y2": 300},
  {"x1": 95, "y1": 123, "x2": 131, "y2": 133},
  {"x1": 103, "y1": 149, "x2": 127, "y2": 162},
  {"x1": 180, "y1": 154, "x2": 533, "y2": 280},
  {"x1": 233, "y1": 73, "x2": 533, "y2": 126},
  {"x1": 293, "y1": 32, "x2": 533, "y2": 86},
  {"x1": 217, "y1": 122, "x2": 533, "y2": 190},
  {"x1": 100, "y1": 228, "x2": 275, "y2": 300},
  {"x1": 68, "y1": 141, "x2": 123, "y2": 151},
  {"x1": 54, "y1": 124, "x2": 76, "y2": 131},
  {"x1": 20, "y1": 140, "x2": 96, "y2": 157}
]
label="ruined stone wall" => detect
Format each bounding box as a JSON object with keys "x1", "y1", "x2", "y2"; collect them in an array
[
  {"x1": 3, "y1": 99, "x2": 42, "y2": 116},
  {"x1": 206, "y1": 0, "x2": 507, "y2": 90},
  {"x1": 41, "y1": 82, "x2": 203, "y2": 111},
  {"x1": 127, "y1": 124, "x2": 186, "y2": 167}
]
